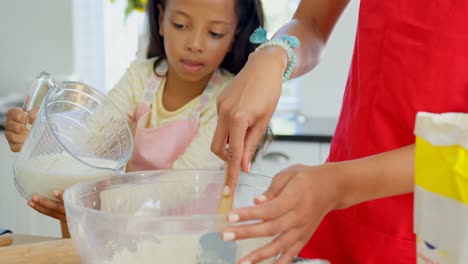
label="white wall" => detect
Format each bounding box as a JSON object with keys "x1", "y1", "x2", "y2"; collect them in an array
[
  {"x1": 298, "y1": 0, "x2": 359, "y2": 118},
  {"x1": 0, "y1": 0, "x2": 75, "y2": 98},
  {"x1": 102, "y1": 0, "x2": 145, "y2": 92},
  {"x1": 71, "y1": 0, "x2": 106, "y2": 91},
  {"x1": 73, "y1": 0, "x2": 144, "y2": 93}
]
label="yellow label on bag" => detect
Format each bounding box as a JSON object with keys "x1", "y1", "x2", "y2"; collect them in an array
[
  {"x1": 415, "y1": 136, "x2": 468, "y2": 204},
  {"x1": 414, "y1": 112, "x2": 468, "y2": 263}
]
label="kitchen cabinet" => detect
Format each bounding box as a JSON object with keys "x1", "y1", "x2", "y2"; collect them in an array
[
  {"x1": 0, "y1": 132, "x2": 61, "y2": 238},
  {"x1": 252, "y1": 140, "x2": 331, "y2": 177}
]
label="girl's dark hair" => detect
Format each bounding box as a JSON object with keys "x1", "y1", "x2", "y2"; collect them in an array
[{"x1": 146, "y1": 0, "x2": 264, "y2": 74}]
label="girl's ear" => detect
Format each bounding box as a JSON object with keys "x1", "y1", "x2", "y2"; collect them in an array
[{"x1": 157, "y1": 4, "x2": 164, "y2": 36}]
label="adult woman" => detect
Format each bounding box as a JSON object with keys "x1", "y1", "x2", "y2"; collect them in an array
[{"x1": 212, "y1": 0, "x2": 468, "y2": 263}]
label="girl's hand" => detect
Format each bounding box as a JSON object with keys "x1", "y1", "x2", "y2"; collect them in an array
[
  {"x1": 222, "y1": 164, "x2": 343, "y2": 264},
  {"x1": 211, "y1": 47, "x2": 288, "y2": 194},
  {"x1": 4, "y1": 107, "x2": 37, "y2": 152},
  {"x1": 28, "y1": 190, "x2": 67, "y2": 223}
]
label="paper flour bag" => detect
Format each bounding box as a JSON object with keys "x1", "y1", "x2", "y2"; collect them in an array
[{"x1": 414, "y1": 112, "x2": 468, "y2": 263}]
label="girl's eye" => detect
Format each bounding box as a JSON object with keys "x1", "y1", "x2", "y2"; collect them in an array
[
  {"x1": 209, "y1": 32, "x2": 225, "y2": 39},
  {"x1": 171, "y1": 22, "x2": 185, "y2": 29}
]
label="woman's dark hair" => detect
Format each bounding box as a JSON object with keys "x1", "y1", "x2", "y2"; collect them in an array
[{"x1": 146, "y1": 0, "x2": 264, "y2": 74}]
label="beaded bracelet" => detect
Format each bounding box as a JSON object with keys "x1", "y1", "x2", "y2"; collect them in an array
[{"x1": 249, "y1": 27, "x2": 300, "y2": 82}]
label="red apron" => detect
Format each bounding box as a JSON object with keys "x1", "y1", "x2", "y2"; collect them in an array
[{"x1": 300, "y1": 1, "x2": 468, "y2": 263}]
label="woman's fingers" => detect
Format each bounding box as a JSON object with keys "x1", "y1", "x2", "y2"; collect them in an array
[
  {"x1": 224, "y1": 112, "x2": 251, "y2": 194},
  {"x1": 237, "y1": 225, "x2": 308, "y2": 264},
  {"x1": 241, "y1": 123, "x2": 268, "y2": 172}
]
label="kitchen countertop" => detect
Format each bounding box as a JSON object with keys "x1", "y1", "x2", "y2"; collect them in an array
[
  {"x1": 271, "y1": 115, "x2": 337, "y2": 143},
  {"x1": 0, "y1": 117, "x2": 5, "y2": 130},
  {"x1": 0, "y1": 111, "x2": 7, "y2": 130}
]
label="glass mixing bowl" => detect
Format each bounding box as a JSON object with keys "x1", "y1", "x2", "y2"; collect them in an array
[{"x1": 63, "y1": 170, "x2": 276, "y2": 264}]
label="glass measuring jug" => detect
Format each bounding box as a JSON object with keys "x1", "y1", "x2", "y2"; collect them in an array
[{"x1": 13, "y1": 72, "x2": 134, "y2": 201}]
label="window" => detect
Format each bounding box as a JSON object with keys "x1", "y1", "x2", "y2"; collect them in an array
[{"x1": 72, "y1": 0, "x2": 145, "y2": 93}]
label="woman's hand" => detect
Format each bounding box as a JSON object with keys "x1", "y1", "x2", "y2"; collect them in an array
[
  {"x1": 211, "y1": 47, "x2": 288, "y2": 194},
  {"x1": 28, "y1": 190, "x2": 67, "y2": 223},
  {"x1": 222, "y1": 144, "x2": 416, "y2": 264},
  {"x1": 4, "y1": 107, "x2": 37, "y2": 152},
  {"x1": 221, "y1": 164, "x2": 343, "y2": 264}
]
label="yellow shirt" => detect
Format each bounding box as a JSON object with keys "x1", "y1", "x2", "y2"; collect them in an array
[{"x1": 108, "y1": 58, "x2": 233, "y2": 169}]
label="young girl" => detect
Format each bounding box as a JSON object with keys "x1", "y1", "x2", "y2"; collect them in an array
[{"x1": 4, "y1": 0, "x2": 264, "y2": 237}]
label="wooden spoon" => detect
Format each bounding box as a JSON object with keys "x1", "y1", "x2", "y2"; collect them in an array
[{"x1": 198, "y1": 164, "x2": 237, "y2": 263}]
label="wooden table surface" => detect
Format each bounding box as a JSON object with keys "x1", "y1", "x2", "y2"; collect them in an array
[
  {"x1": 0, "y1": 235, "x2": 324, "y2": 263},
  {"x1": 0, "y1": 236, "x2": 81, "y2": 264}
]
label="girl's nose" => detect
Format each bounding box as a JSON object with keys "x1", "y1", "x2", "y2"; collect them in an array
[{"x1": 185, "y1": 30, "x2": 204, "y2": 53}]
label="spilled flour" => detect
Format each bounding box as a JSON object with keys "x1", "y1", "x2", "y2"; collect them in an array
[{"x1": 99, "y1": 234, "x2": 274, "y2": 264}]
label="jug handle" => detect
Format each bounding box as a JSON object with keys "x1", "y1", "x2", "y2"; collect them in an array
[{"x1": 23, "y1": 72, "x2": 58, "y2": 129}]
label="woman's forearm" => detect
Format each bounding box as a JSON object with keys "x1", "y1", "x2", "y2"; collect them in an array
[
  {"x1": 271, "y1": 0, "x2": 350, "y2": 78},
  {"x1": 333, "y1": 144, "x2": 415, "y2": 209}
]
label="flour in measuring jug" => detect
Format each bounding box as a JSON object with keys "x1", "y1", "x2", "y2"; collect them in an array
[{"x1": 15, "y1": 153, "x2": 118, "y2": 200}]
